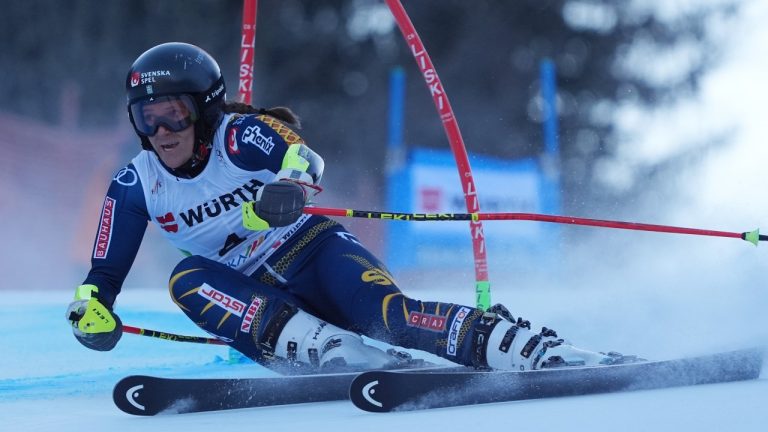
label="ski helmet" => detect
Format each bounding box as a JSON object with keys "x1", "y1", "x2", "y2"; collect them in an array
[{"x1": 126, "y1": 42, "x2": 226, "y2": 151}]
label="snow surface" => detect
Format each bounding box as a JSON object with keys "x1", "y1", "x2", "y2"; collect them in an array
[{"x1": 2, "y1": 287, "x2": 767, "y2": 432}]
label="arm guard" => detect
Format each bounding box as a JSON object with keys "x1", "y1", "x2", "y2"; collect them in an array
[{"x1": 275, "y1": 144, "x2": 324, "y2": 197}]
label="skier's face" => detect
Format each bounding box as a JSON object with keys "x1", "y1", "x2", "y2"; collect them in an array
[{"x1": 143, "y1": 99, "x2": 196, "y2": 169}]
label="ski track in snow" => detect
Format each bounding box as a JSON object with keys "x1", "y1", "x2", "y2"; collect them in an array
[{"x1": 1, "y1": 288, "x2": 766, "y2": 432}]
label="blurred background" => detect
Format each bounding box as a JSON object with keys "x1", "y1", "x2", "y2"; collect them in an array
[{"x1": 1, "y1": 0, "x2": 765, "y2": 326}]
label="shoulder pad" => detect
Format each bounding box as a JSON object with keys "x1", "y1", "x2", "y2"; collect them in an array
[
  {"x1": 256, "y1": 114, "x2": 305, "y2": 146},
  {"x1": 224, "y1": 114, "x2": 300, "y2": 171}
]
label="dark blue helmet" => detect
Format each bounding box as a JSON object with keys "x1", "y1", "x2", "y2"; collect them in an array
[{"x1": 126, "y1": 42, "x2": 226, "y2": 150}]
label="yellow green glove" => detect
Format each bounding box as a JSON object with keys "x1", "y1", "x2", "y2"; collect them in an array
[{"x1": 65, "y1": 284, "x2": 122, "y2": 351}]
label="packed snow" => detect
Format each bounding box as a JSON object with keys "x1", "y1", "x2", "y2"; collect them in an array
[{"x1": 1, "y1": 285, "x2": 766, "y2": 431}]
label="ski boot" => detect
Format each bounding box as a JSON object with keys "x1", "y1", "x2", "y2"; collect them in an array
[
  {"x1": 272, "y1": 309, "x2": 408, "y2": 372},
  {"x1": 477, "y1": 304, "x2": 628, "y2": 371}
]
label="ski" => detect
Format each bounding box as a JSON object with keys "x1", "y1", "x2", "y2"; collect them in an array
[
  {"x1": 113, "y1": 364, "x2": 465, "y2": 415},
  {"x1": 349, "y1": 348, "x2": 764, "y2": 412},
  {"x1": 113, "y1": 372, "x2": 356, "y2": 415},
  {"x1": 114, "y1": 348, "x2": 762, "y2": 415}
]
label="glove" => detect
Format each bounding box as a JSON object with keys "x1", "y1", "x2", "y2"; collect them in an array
[
  {"x1": 66, "y1": 284, "x2": 122, "y2": 351},
  {"x1": 243, "y1": 180, "x2": 307, "y2": 230}
]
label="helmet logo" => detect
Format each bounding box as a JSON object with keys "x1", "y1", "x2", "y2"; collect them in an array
[
  {"x1": 205, "y1": 83, "x2": 225, "y2": 103},
  {"x1": 134, "y1": 70, "x2": 171, "y2": 86}
]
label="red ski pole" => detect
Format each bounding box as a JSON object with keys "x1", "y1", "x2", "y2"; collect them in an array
[{"x1": 304, "y1": 206, "x2": 766, "y2": 246}]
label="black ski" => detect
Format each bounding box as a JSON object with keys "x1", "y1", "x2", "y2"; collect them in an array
[
  {"x1": 114, "y1": 364, "x2": 463, "y2": 415},
  {"x1": 113, "y1": 372, "x2": 355, "y2": 415},
  {"x1": 349, "y1": 348, "x2": 764, "y2": 412}
]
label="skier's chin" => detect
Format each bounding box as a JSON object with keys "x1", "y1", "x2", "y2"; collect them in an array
[{"x1": 160, "y1": 152, "x2": 191, "y2": 169}]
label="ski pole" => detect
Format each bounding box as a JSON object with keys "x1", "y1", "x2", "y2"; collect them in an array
[
  {"x1": 122, "y1": 324, "x2": 226, "y2": 345},
  {"x1": 303, "y1": 206, "x2": 766, "y2": 246},
  {"x1": 385, "y1": 0, "x2": 492, "y2": 310}
]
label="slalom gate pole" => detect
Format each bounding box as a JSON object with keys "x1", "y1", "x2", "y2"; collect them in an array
[
  {"x1": 123, "y1": 325, "x2": 226, "y2": 345},
  {"x1": 238, "y1": 0, "x2": 258, "y2": 104},
  {"x1": 304, "y1": 206, "x2": 766, "y2": 246},
  {"x1": 385, "y1": 0, "x2": 492, "y2": 310}
]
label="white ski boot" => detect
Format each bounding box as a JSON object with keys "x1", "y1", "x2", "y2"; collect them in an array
[
  {"x1": 480, "y1": 305, "x2": 621, "y2": 371},
  {"x1": 273, "y1": 309, "x2": 398, "y2": 370}
]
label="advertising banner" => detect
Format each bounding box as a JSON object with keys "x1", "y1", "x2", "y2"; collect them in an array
[{"x1": 387, "y1": 148, "x2": 559, "y2": 272}]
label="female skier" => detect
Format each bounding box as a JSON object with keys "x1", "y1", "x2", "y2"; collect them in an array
[{"x1": 66, "y1": 42, "x2": 616, "y2": 372}]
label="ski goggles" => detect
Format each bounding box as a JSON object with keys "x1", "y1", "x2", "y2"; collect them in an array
[{"x1": 129, "y1": 94, "x2": 199, "y2": 136}]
